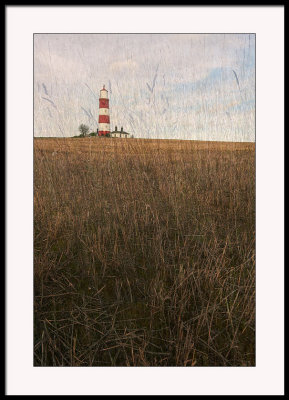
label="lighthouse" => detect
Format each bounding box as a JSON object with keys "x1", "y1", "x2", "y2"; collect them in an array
[{"x1": 98, "y1": 85, "x2": 110, "y2": 136}]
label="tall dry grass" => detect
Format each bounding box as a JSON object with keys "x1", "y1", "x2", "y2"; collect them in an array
[{"x1": 34, "y1": 138, "x2": 255, "y2": 366}]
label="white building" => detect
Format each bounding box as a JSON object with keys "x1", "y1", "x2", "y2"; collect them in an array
[{"x1": 110, "y1": 126, "x2": 131, "y2": 138}]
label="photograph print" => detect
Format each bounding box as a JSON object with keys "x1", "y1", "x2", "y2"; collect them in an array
[{"x1": 34, "y1": 33, "x2": 255, "y2": 367}]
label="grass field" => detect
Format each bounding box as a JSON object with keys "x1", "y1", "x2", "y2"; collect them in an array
[{"x1": 34, "y1": 137, "x2": 255, "y2": 366}]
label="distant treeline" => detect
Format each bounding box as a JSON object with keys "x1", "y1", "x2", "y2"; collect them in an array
[{"x1": 73, "y1": 131, "x2": 98, "y2": 138}]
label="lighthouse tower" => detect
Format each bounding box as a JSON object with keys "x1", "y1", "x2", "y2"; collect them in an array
[{"x1": 98, "y1": 85, "x2": 110, "y2": 136}]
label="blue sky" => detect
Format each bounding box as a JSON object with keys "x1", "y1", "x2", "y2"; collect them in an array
[{"x1": 34, "y1": 34, "x2": 255, "y2": 141}]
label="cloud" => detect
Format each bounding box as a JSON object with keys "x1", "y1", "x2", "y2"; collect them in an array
[{"x1": 110, "y1": 59, "x2": 138, "y2": 72}]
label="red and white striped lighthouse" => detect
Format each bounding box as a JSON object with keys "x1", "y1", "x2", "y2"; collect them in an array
[{"x1": 98, "y1": 85, "x2": 110, "y2": 136}]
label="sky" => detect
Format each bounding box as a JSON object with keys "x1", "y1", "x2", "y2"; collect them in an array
[{"x1": 34, "y1": 33, "x2": 255, "y2": 141}]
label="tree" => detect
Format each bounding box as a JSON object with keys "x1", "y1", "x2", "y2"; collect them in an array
[{"x1": 78, "y1": 124, "x2": 90, "y2": 137}]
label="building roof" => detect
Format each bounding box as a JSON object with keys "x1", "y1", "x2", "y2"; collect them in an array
[
  {"x1": 111, "y1": 130, "x2": 130, "y2": 135},
  {"x1": 100, "y1": 85, "x2": 108, "y2": 92}
]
